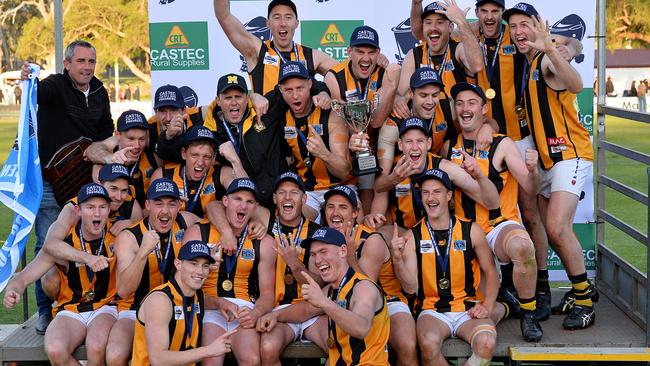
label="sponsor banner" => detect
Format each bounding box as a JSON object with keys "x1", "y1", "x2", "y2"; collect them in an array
[
  {"x1": 301, "y1": 20, "x2": 364, "y2": 62},
  {"x1": 150, "y1": 22, "x2": 210, "y2": 71},
  {"x1": 549, "y1": 223, "x2": 596, "y2": 281}
]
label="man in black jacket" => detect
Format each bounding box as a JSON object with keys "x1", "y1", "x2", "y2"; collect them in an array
[{"x1": 20, "y1": 40, "x2": 114, "y2": 334}]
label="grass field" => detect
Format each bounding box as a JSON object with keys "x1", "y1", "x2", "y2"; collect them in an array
[{"x1": 0, "y1": 111, "x2": 647, "y2": 324}]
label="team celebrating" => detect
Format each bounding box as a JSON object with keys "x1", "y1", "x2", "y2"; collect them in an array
[{"x1": 3, "y1": 0, "x2": 595, "y2": 365}]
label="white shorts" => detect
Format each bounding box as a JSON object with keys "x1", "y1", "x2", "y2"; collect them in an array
[
  {"x1": 418, "y1": 310, "x2": 472, "y2": 337},
  {"x1": 514, "y1": 135, "x2": 535, "y2": 159},
  {"x1": 387, "y1": 300, "x2": 411, "y2": 317},
  {"x1": 485, "y1": 220, "x2": 523, "y2": 266},
  {"x1": 539, "y1": 158, "x2": 592, "y2": 198},
  {"x1": 57, "y1": 305, "x2": 118, "y2": 327},
  {"x1": 118, "y1": 309, "x2": 136, "y2": 321},
  {"x1": 203, "y1": 298, "x2": 254, "y2": 331},
  {"x1": 273, "y1": 304, "x2": 319, "y2": 340}
]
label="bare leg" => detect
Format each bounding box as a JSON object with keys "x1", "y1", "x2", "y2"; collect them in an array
[
  {"x1": 105, "y1": 317, "x2": 135, "y2": 366},
  {"x1": 416, "y1": 314, "x2": 451, "y2": 366},
  {"x1": 44, "y1": 314, "x2": 87, "y2": 366},
  {"x1": 389, "y1": 312, "x2": 418, "y2": 366},
  {"x1": 85, "y1": 312, "x2": 116, "y2": 366}
]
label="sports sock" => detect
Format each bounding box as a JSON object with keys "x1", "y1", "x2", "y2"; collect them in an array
[{"x1": 569, "y1": 273, "x2": 593, "y2": 307}]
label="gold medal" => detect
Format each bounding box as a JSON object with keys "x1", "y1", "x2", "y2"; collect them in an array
[
  {"x1": 85, "y1": 290, "x2": 95, "y2": 302},
  {"x1": 438, "y1": 278, "x2": 450, "y2": 290},
  {"x1": 222, "y1": 279, "x2": 233, "y2": 291},
  {"x1": 515, "y1": 104, "x2": 526, "y2": 120},
  {"x1": 254, "y1": 120, "x2": 266, "y2": 132},
  {"x1": 284, "y1": 273, "x2": 295, "y2": 285},
  {"x1": 485, "y1": 88, "x2": 496, "y2": 100}
]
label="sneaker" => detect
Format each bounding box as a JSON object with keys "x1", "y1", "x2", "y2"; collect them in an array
[
  {"x1": 551, "y1": 285, "x2": 599, "y2": 315},
  {"x1": 520, "y1": 311, "x2": 543, "y2": 342},
  {"x1": 562, "y1": 305, "x2": 595, "y2": 330},
  {"x1": 497, "y1": 287, "x2": 520, "y2": 319},
  {"x1": 535, "y1": 290, "x2": 551, "y2": 321},
  {"x1": 35, "y1": 313, "x2": 52, "y2": 335}
]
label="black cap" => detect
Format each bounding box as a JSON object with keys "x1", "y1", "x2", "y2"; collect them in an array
[
  {"x1": 117, "y1": 110, "x2": 148, "y2": 132},
  {"x1": 267, "y1": 0, "x2": 297, "y2": 18},
  {"x1": 300, "y1": 227, "x2": 346, "y2": 253},
  {"x1": 77, "y1": 183, "x2": 110, "y2": 204},
  {"x1": 178, "y1": 240, "x2": 216, "y2": 263},
  {"x1": 399, "y1": 116, "x2": 429, "y2": 137},
  {"x1": 324, "y1": 186, "x2": 358, "y2": 208},
  {"x1": 98, "y1": 164, "x2": 132, "y2": 183},
  {"x1": 410, "y1": 67, "x2": 445, "y2": 90},
  {"x1": 422, "y1": 2, "x2": 449, "y2": 21},
  {"x1": 419, "y1": 168, "x2": 453, "y2": 190},
  {"x1": 226, "y1": 178, "x2": 259, "y2": 200},
  {"x1": 278, "y1": 61, "x2": 310, "y2": 83},
  {"x1": 147, "y1": 178, "x2": 181, "y2": 200},
  {"x1": 182, "y1": 125, "x2": 217, "y2": 148},
  {"x1": 349, "y1": 25, "x2": 380, "y2": 49},
  {"x1": 274, "y1": 171, "x2": 306, "y2": 192},
  {"x1": 502, "y1": 2, "x2": 539, "y2": 22},
  {"x1": 476, "y1": 0, "x2": 505, "y2": 8},
  {"x1": 450, "y1": 82, "x2": 487, "y2": 103},
  {"x1": 217, "y1": 74, "x2": 248, "y2": 95},
  {"x1": 154, "y1": 85, "x2": 184, "y2": 110}
]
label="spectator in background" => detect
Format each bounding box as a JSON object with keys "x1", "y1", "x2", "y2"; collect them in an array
[
  {"x1": 108, "y1": 85, "x2": 116, "y2": 102},
  {"x1": 134, "y1": 85, "x2": 140, "y2": 101},
  {"x1": 0, "y1": 87, "x2": 4, "y2": 104},
  {"x1": 606, "y1": 76, "x2": 616, "y2": 97},
  {"x1": 14, "y1": 82, "x2": 21, "y2": 104},
  {"x1": 638, "y1": 80, "x2": 647, "y2": 112},
  {"x1": 125, "y1": 83, "x2": 132, "y2": 100},
  {"x1": 630, "y1": 80, "x2": 637, "y2": 97}
]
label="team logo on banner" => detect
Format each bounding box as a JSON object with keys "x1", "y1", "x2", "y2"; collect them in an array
[
  {"x1": 550, "y1": 14, "x2": 586, "y2": 64},
  {"x1": 301, "y1": 20, "x2": 363, "y2": 62},
  {"x1": 391, "y1": 18, "x2": 419, "y2": 64},
  {"x1": 159, "y1": 0, "x2": 175, "y2": 4},
  {"x1": 150, "y1": 22, "x2": 210, "y2": 71}
]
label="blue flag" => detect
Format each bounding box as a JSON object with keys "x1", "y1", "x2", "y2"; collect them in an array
[{"x1": 0, "y1": 64, "x2": 43, "y2": 291}]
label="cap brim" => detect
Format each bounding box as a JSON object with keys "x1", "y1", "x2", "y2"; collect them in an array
[
  {"x1": 154, "y1": 101, "x2": 183, "y2": 110},
  {"x1": 181, "y1": 254, "x2": 216, "y2": 264},
  {"x1": 421, "y1": 9, "x2": 449, "y2": 21},
  {"x1": 411, "y1": 80, "x2": 445, "y2": 90},
  {"x1": 148, "y1": 193, "x2": 180, "y2": 200},
  {"x1": 274, "y1": 177, "x2": 305, "y2": 192},
  {"x1": 323, "y1": 190, "x2": 356, "y2": 207},
  {"x1": 450, "y1": 84, "x2": 486, "y2": 102},
  {"x1": 99, "y1": 174, "x2": 132, "y2": 184},
  {"x1": 502, "y1": 8, "x2": 533, "y2": 22},
  {"x1": 79, "y1": 193, "x2": 111, "y2": 204},
  {"x1": 218, "y1": 85, "x2": 247, "y2": 95},
  {"x1": 349, "y1": 41, "x2": 379, "y2": 49},
  {"x1": 228, "y1": 187, "x2": 258, "y2": 200},
  {"x1": 399, "y1": 125, "x2": 429, "y2": 137}
]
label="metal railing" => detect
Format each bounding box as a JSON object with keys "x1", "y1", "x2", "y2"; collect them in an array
[{"x1": 595, "y1": 0, "x2": 650, "y2": 347}]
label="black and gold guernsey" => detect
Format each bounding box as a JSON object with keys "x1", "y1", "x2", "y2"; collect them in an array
[
  {"x1": 131, "y1": 276, "x2": 204, "y2": 366},
  {"x1": 54, "y1": 224, "x2": 116, "y2": 314},
  {"x1": 118, "y1": 216, "x2": 187, "y2": 312},
  {"x1": 390, "y1": 152, "x2": 443, "y2": 229},
  {"x1": 523, "y1": 52, "x2": 593, "y2": 170},
  {"x1": 161, "y1": 163, "x2": 225, "y2": 218},
  {"x1": 124, "y1": 148, "x2": 159, "y2": 207},
  {"x1": 447, "y1": 134, "x2": 519, "y2": 233},
  {"x1": 67, "y1": 196, "x2": 136, "y2": 243},
  {"x1": 200, "y1": 226, "x2": 261, "y2": 302},
  {"x1": 266, "y1": 215, "x2": 321, "y2": 305},
  {"x1": 283, "y1": 106, "x2": 343, "y2": 191},
  {"x1": 413, "y1": 216, "x2": 482, "y2": 313},
  {"x1": 412, "y1": 40, "x2": 473, "y2": 123},
  {"x1": 354, "y1": 224, "x2": 409, "y2": 305},
  {"x1": 475, "y1": 25, "x2": 530, "y2": 141},
  {"x1": 328, "y1": 267, "x2": 390, "y2": 366},
  {"x1": 250, "y1": 40, "x2": 316, "y2": 95}
]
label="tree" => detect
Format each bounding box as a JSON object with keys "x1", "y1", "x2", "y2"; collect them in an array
[
  {"x1": 607, "y1": 0, "x2": 650, "y2": 49},
  {"x1": 1, "y1": 0, "x2": 150, "y2": 83}
]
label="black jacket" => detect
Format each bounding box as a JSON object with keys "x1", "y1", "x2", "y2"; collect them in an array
[{"x1": 37, "y1": 70, "x2": 113, "y2": 168}]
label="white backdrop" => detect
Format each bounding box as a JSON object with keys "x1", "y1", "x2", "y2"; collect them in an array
[{"x1": 147, "y1": 0, "x2": 597, "y2": 279}]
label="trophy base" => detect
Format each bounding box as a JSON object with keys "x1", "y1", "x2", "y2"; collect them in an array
[{"x1": 352, "y1": 154, "x2": 381, "y2": 176}]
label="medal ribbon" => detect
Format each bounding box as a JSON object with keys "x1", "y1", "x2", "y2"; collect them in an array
[
  {"x1": 182, "y1": 165, "x2": 208, "y2": 213},
  {"x1": 225, "y1": 225, "x2": 248, "y2": 280},
  {"x1": 274, "y1": 216, "x2": 305, "y2": 247},
  {"x1": 426, "y1": 43, "x2": 450, "y2": 81},
  {"x1": 519, "y1": 51, "x2": 540, "y2": 106},
  {"x1": 222, "y1": 120, "x2": 241, "y2": 154},
  {"x1": 78, "y1": 226, "x2": 105, "y2": 284},
  {"x1": 182, "y1": 296, "x2": 197, "y2": 347},
  {"x1": 481, "y1": 25, "x2": 505, "y2": 85},
  {"x1": 425, "y1": 218, "x2": 453, "y2": 281},
  {"x1": 272, "y1": 41, "x2": 300, "y2": 64},
  {"x1": 328, "y1": 266, "x2": 355, "y2": 330},
  {"x1": 148, "y1": 220, "x2": 173, "y2": 277}
]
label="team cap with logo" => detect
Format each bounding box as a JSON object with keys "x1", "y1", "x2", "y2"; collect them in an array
[
  {"x1": 154, "y1": 84, "x2": 184, "y2": 110},
  {"x1": 77, "y1": 183, "x2": 111, "y2": 204},
  {"x1": 178, "y1": 240, "x2": 216, "y2": 263},
  {"x1": 147, "y1": 178, "x2": 181, "y2": 200},
  {"x1": 217, "y1": 74, "x2": 248, "y2": 95},
  {"x1": 117, "y1": 110, "x2": 148, "y2": 132},
  {"x1": 350, "y1": 25, "x2": 380, "y2": 49}
]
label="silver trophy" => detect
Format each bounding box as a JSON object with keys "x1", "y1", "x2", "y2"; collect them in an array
[{"x1": 332, "y1": 95, "x2": 381, "y2": 176}]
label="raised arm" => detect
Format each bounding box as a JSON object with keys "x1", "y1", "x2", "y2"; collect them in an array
[
  {"x1": 441, "y1": 0, "x2": 484, "y2": 74},
  {"x1": 411, "y1": 0, "x2": 425, "y2": 40},
  {"x1": 314, "y1": 113, "x2": 351, "y2": 179},
  {"x1": 499, "y1": 137, "x2": 540, "y2": 196},
  {"x1": 390, "y1": 226, "x2": 418, "y2": 295},
  {"x1": 369, "y1": 64, "x2": 400, "y2": 129},
  {"x1": 213, "y1": 0, "x2": 262, "y2": 68},
  {"x1": 114, "y1": 229, "x2": 156, "y2": 299},
  {"x1": 440, "y1": 158, "x2": 500, "y2": 210}
]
